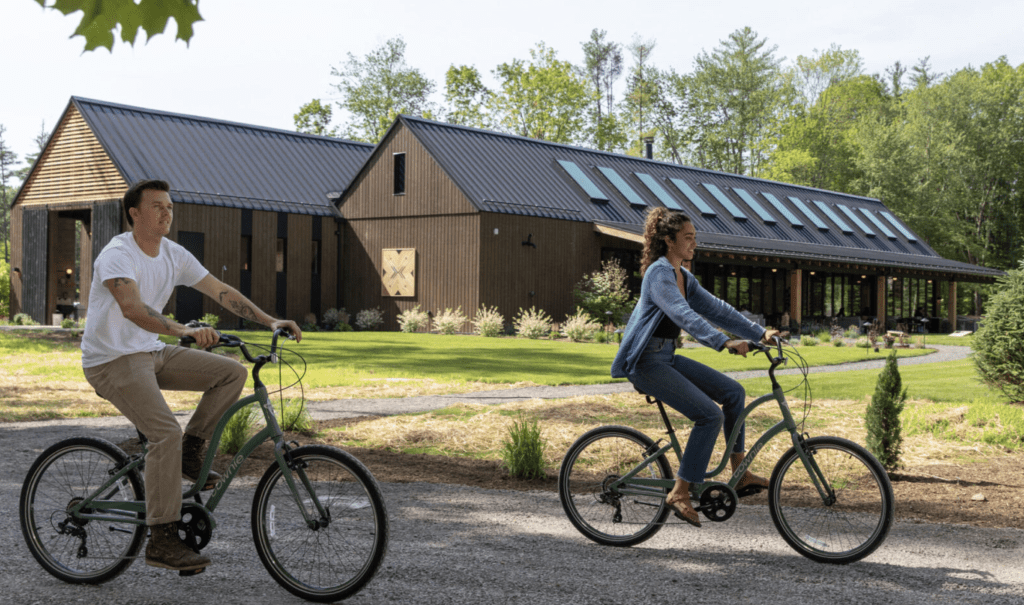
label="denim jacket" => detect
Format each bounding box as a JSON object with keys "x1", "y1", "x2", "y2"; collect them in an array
[{"x1": 611, "y1": 256, "x2": 766, "y2": 378}]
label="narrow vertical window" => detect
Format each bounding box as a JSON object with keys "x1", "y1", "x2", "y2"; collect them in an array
[
  {"x1": 276, "y1": 238, "x2": 286, "y2": 273},
  {"x1": 241, "y1": 236, "x2": 252, "y2": 271},
  {"x1": 393, "y1": 152, "x2": 406, "y2": 195},
  {"x1": 311, "y1": 240, "x2": 321, "y2": 275}
]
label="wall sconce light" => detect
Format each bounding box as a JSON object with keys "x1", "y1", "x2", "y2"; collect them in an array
[
  {"x1": 771, "y1": 268, "x2": 777, "y2": 273},
  {"x1": 861, "y1": 275, "x2": 866, "y2": 279},
  {"x1": 65, "y1": 268, "x2": 73, "y2": 277},
  {"x1": 809, "y1": 271, "x2": 816, "y2": 276}
]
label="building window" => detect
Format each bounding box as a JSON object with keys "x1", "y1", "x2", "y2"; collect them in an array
[
  {"x1": 311, "y1": 240, "x2": 321, "y2": 275},
  {"x1": 276, "y1": 238, "x2": 286, "y2": 273},
  {"x1": 393, "y1": 152, "x2": 406, "y2": 195},
  {"x1": 241, "y1": 236, "x2": 252, "y2": 271}
]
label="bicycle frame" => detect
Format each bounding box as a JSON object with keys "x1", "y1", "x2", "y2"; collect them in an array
[
  {"x1": 608, "y1": 344, "x2": 836, "y2": 506},
  {"x1": 65, "y1": 334, "x2": 329, "y2": 532}
]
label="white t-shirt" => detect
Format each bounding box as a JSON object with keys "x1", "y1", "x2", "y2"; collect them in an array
[{"x1": 81, "y1": 233, "x2": 209, "y2": 368}]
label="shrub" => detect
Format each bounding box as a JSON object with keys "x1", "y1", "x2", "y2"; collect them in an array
[
  {"x1": 397, "y1": 305, "x2": 430, "y2": 333},
  {"x1": 866, "y1": 352, "x2": 907, "y2": 471},
  {"x1": 13, "y1": 313, "x2": 36, "y2": 326},
  {"x1": 355, "y1": 307, "x2": 384, "y2": 331},
  {"x1": 200, "y1": 313, "x2": 220, "y2": 329},
  {"x1": 573, "y1": 258, "x2": 635, "y2": 327},
  {"x1": 279, "y1": 398, "x2": 314, "y2": 434},
  {"x1": 594, "y1": 330, "x2": 609, "y2": 344},
  {"x1": 514, "y1": 306, "x2": 552, "y2": 339},
  {"x1": 816, "y1": 331, "x2": 831, "y2": 343},
  {"x1": 433, "y1": 307, "x2": 467, "y2": 335},
  {"x1": 500, "y1": 413, "x2": 546, "y2": 479},
  {"x1": 472, "y1": 305, "x2": 504, "y2": 337},
  {"x1": 548, "y1": 329, "x2": 561, "y2": 339},
  {"x1": 855, "y1": 337, "x2": 870, "y2": 348},
  {"x1": 845, "y1": 328, "x2": 861, "y2": 339},
  {"x1": 799, "y1": 335, "x2": 820, "y2": 346},
  {"x1": 322, "y1": 307, "x2": 350, "y2": 331},
  {"x1": 219, "y1": 404, "x2": 260, "y2": 455},
  {"x1": 561, "y1": 309, "x2": 601, "y2": 342},
  {"x1": 60, "y1": 317, "x2": 77, "y2": 329},
  {"x1": 973, "y1": 261, "x2": 1024, "y2": 403}
]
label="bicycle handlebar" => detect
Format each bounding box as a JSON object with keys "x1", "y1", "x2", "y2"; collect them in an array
[{"x1": 178, "y1": 321, "x2": 295, "y2": 363}]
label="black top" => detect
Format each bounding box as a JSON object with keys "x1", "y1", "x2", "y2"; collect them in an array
[{"x1": 652, "y1": 268, "x2": 685, "y2": 340}]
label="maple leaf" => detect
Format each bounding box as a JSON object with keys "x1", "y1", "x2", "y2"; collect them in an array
[{"x1": 34, "y1": 0, "x2": 204, "y2": 52}]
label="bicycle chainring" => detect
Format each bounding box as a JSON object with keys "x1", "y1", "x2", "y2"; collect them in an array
[
  {"x1": 177, "y1": 503, "x2": 214, "y2": 552},
  {"x1": 698, "y1": 484, "x2": 737, "y2": 522}
]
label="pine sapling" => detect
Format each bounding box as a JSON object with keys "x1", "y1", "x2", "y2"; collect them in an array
[{"x1": 865, "y1": 352, "x2": 908, "y2": 471}]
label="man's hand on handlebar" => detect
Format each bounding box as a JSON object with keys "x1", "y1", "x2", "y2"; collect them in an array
[
  {"x1": 271, "y1": 319, "x2": 303, "y2": 343},
  {"x1": 183, "y1": 325, "x2": 220, "y2": 350}
]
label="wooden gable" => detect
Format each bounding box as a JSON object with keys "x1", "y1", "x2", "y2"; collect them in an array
[{"x1": 16, "y1": 104, "x2": 127, "y2": 207}]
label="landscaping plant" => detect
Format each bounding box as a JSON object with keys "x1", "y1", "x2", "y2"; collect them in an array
[
  {"x1": 514, "y1": 306, "x2": 553, "y2": 339},
  {"x1": 561, "y1": 308, "x2": 601, "y2": 342},
  {"x1": 500, "y1": 413, "x2": 546, "y2": 479},
  {"x1": 355, "y1": 307, "x2": 384, "y2": 331},
  {"x1": 865, "y1": 351, "x2": 907, "y2": 471},
  {"x1": 219, "y1": 403, "x2": 260, "y2": 455},
  {"x1": 472, "y1": 305, "x2": 504, "y2": 337},
  {"x1": 973, "y1": 260, "x2": 1024, "y2": 403},
  {"x1": 433, "y1": 307, "x2": 467, "y2": 335},
  {"x1": 397, "y1": 305, "x2": 430, "y2": 333},
  {"x1": 573, "y1": 258, "x2": 635, "y2": 326}
]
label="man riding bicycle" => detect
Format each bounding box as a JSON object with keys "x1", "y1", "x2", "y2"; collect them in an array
[{"x1": 81, "y1": 179, "x2": 302, "y2": 573}]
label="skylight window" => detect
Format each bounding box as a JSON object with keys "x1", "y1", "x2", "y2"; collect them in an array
[
  {"x1": 635, "y1": 173, "x2": 683, "y2": 210},
  {"x1": 813, "y1": 200, "x2": 854, "y2": 234},
  {"x1": 859, "y1": 208, "x2": 896, "y2": 238},
  {"x1": 880, "y1": 211, "x2": 918, "y2": 242},
  {"x1": 732, "y1": 188, "x2": 776, "y2": 224},
  {"x1": 597, "y1": 167, "x2": 647, "y2": 207},
  {"x1": 761, "y1": 192, "x2": 804, "y2": 228},
  {"x1": 702, "y1": 183, "x2": 748, "y2": 220},
  {"x1": 557, "y1": 160, "x2": 609, "y2": 202},
  {"x1": 837, "y1": 204, "x2": 875, "y2": 237},
  {"x1": 788, "y1": 196, "x2": 829, "y2": 230},
  {"x1": 668, "y1": 179, "x2": 717, "y2": 217}
]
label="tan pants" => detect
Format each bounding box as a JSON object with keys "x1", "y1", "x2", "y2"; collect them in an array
[{"x1": 84, "y1": 346, "x2": 247, "y2": 525}]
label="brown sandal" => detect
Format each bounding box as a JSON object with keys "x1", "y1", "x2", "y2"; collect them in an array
[
  {"x1": 666, "y1": 497, "x2": 701, "y2": 527},
  {"x1": 735, "y1": 471, "x2": 769, "y2": 497}
]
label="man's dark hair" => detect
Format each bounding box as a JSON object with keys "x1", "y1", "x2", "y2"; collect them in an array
[{"x1": 122, "y1": 179, "x2": 170, "y2": 227}]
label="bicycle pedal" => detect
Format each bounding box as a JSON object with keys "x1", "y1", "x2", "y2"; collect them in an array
[
  {"x1": 736, "y1": 485, "x2": 765, "y2": 498},
  {"x1": 179, "y1": 566, "x2": 207, "y2": 577}
]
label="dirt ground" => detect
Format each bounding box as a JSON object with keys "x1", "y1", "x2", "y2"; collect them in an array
[{"x1": 123, "y1": 422, "x2": 1024, "y2": 531}]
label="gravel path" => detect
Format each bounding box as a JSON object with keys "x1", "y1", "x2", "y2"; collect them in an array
[{"x1": 6, "y1": 343, "x2": 1022, "y2": 603}]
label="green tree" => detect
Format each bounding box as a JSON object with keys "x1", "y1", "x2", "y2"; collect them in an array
[
  {"x1": 443, "y1": 64, "x2": 491, "y2": 129},
  {"x1": 13, "y1": 121, "x2": 49, "y2": 183},
  {"x1": 573, "y1": 258, "x2": 635, "y2": 326},
  {"x1": 790, "y1": 44, "x2": 865, "y2": 108},
  {"x1": 581, "y1": 29, "x2": 624, "y2": 151},
  {"x1": 33, "y1": 0, "x2": 202, "y2": 52},
  {"x1": 330, "y1": 37, "x2": 436, "y2": 143},
  {"x1": 865, "y1": 352, "x2": 907, "y2": 472},
  {"x1": 620, "y1": 35, "x2": 660, "y2": 154},
  {"x1": 293, "y1": 99, "x2": 339, "y2": 137},
  {"x1": 490, "y1": 42, "x2": 594, "y2": 145},
  {"x1": 0, "y1": 125, "x2": 20, "y2": 263},
  {"x1": 973, "y1": 260, "x2": 1024, "y2": 403},
  {"x1": 686, "y1": 27, "x2": 794, "y2": 176}
]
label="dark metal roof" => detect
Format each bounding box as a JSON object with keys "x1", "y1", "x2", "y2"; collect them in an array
[
  {"x1": 73, "y1": 97, "x2": 374, "y2": 217},
  {"x1": 398, "y1": 115, "x2": 1001, "y2": 280}
]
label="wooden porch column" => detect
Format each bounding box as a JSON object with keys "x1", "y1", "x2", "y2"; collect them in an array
[
  {"x1": 790, "y1": 269, "x2": 802, "y2": 324},
  {"x1": 948, "y1": 281, "x2": 958, "y2": 331},
  {"x1": 876, "y1": 276, "x2": 887, "y2": 326}
]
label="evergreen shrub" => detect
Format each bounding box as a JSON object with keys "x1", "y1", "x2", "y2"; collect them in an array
[
  {"x1": 865, "y1": 352, "x2": 907, "y2": 471},
  {"x1": 973, "y1": 261, "x2": 1024, "y2": 403}
]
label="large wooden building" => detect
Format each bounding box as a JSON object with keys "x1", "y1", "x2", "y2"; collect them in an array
[
  {"x1": 10, "y1": 97, "x2": 372, "y2": 326},
  {"x1": 337, "y1": 115, "x2": 1002, "y2": 332},
  {"x1": 9, "y1": 99, "x2": 1002, "y2": 333}
]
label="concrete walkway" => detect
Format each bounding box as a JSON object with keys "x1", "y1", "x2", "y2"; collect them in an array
[{"x1": 306, "y1": 344, "x2": 972, "y2": 420}]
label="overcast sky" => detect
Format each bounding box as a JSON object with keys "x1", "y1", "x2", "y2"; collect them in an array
[{"x1": 2, "y1": 0, "x2": 1022, "y2": 181}]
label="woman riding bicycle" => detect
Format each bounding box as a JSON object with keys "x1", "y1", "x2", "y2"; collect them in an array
[{"x1": 611, "y1": 208, "x2": 780, "y2": 527}]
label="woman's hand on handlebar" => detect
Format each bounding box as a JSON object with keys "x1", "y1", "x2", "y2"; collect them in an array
[
  {"x1": 725, "y1": 339, "x2": 751, "y2": 357},
  {"x1": 762, "y1": 329, "x2": 787, "y2": 344},
  {"x1": 271, "y1": 319, "x2": 303, "y2": 343}
]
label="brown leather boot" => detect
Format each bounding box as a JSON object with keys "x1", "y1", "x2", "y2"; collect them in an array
[
  {"x1": 182, "y1": 433, "x2": 221, "y2": 490},
  {"x1": 731, "y1": 452, "x2": 769, "y2": 494},
  {"x1": 145, "y1": 523, "x2": 211, "y2": 571}
]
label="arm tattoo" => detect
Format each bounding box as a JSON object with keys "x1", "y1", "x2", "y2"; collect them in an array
[
  {"x1": 110, "y1": 277, "x2": 132, "y2": 289},
  {"x1": 229, "y1": 299, "x2": 260, "y2": 322},
  {"x1": 144, "y1": 305, "x2": 172, "y2": 330}
]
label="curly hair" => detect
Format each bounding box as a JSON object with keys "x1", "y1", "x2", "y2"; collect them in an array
[{"x1": 640, "y1": 207, "x2": 692, "y2": 276}]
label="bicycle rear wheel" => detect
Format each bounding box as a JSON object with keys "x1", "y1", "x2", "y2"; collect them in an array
[
  {"x1": 768, "y1": 436, "x2": 894, "y2": 564},
  {"x1": 559, "y1": 426, "x2": 672, "y2": 547},
  {"x1": 20, "y1": 437, "x2": 145, "y2": 584},
  {"x1": 251, "y1": 445, "x2": 388, "y2": 602}
]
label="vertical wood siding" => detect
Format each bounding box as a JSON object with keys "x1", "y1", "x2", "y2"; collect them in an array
[
  {"x1": 287, "y1": 215, "x2": 312, "y2": 322},
  {"x1": 17, "y1": 105, "x2": 127, "y2": 206},
  {"x1": 21, "y1": 208, "x2": 48, "y2": 323},
  {"x1": 10, "y1": 206, "x2": 23, "y2": 316},
  {"x1": 251, "y1": 210, "x2": 278, "y2": 319}
]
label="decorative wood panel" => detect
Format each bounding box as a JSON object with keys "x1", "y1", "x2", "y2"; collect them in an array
[
  {"x1": 381, "y1": 249, "x2": 416, "y2": 297},
  {"x1": 17, "y1": 105, "x2": 127, "y2": 206}
]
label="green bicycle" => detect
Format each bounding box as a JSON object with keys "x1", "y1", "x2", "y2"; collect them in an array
[
  {"x1": 19, "y1": 329, "x2": 389, "y2": 602},
  {"x1": 559, "y1": 336, "x2": 894, "y2": 564}
]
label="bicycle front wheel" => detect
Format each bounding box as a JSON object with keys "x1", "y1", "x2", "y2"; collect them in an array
[
  {"x1": 559, "y1": 426, "x2": 672, "y2": 547},
  {"x1": 768, "y1": 436, "x2": 894, "y2": 564},
  {"x1": 19, "y1": 437, "x2": 145, "y2": 584},
  {"x1": 251, "y1": 445, "x2": 388, "y2": 602}
]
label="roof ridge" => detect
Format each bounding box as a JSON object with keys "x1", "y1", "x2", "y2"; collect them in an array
[
  {"x1": 72, "y1": 96, "x2": 373, "y2": 149},
  {"x1": 398, "y1": 114, "x2": 881, "y2": 203}
]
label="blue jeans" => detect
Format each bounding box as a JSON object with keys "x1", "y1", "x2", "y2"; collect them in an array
[{"x1": 628, "y1": 337, "x2": 747, "y2": 484}]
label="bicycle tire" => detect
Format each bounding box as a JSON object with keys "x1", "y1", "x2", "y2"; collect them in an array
[
  {"x1": 251, "y1": 445, "x2": 389, "y2": 602},
  {"x1": 20, "y1": 436, "x2": 145, "y2": 584},
  {"x1": 559, "y1": 426, "x2": 672, "y2": 547},
  {"x1": 768, "y1": 436, "x2": 894, "y2": 564}
]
